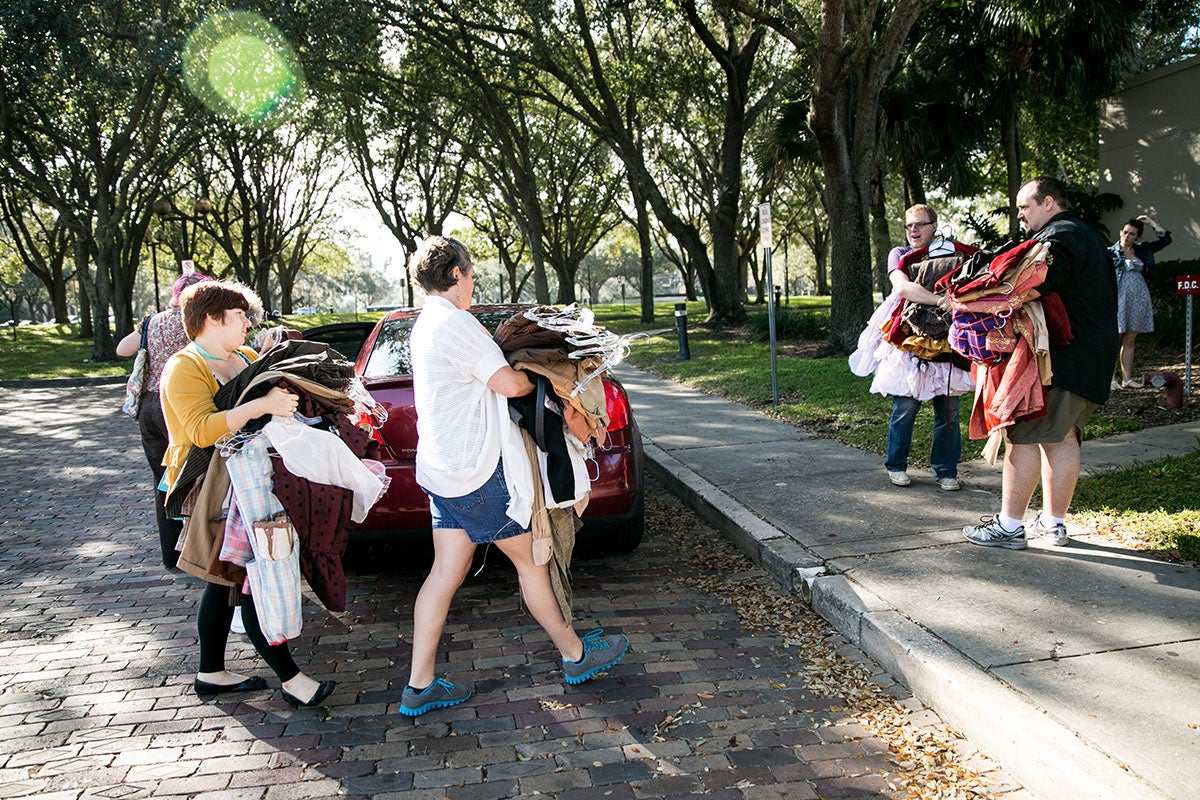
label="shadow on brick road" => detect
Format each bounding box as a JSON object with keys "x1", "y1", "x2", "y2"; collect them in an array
[{"x1": 0, "y1": 386, "x2": 898, "y2": 799}]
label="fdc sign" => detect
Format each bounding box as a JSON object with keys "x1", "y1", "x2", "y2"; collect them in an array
[{"x1": 1177, "y1": 275, "x2": 1200, "y2": 295}]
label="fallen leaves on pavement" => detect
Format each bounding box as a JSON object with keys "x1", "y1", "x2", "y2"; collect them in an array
[{"x1": 651, "y1": 488, "x2": 1001, "y2": 800}]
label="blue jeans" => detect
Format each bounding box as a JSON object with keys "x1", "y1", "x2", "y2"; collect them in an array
[{"x1": 885, "y1": 395, "x2": 962, "y2": 479}]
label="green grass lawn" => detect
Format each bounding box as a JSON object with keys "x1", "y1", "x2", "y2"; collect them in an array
[
  {"x1": 0, "y1": 313, "x2": 383, "y2": 381},
  {"x1": 0, "y1": 323, "x2": 128, "y2": 381},
  {"x1": 1071, "y1": 451, "x2": 1200, "y2": 563}
]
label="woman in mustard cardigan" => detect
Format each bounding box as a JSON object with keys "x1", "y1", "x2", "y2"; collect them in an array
[{"x1": 160, "y1": 281, "x2": 334, "y2": 707}]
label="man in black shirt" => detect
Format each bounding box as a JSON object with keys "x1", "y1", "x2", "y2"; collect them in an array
[{"x1": 964, "y1": 176, "x2": 1118, "y2": 550}]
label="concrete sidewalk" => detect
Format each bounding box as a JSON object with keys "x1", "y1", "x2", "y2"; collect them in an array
[{"x1": 618, "y1": 366, "x2": 1200, "y2": 800}]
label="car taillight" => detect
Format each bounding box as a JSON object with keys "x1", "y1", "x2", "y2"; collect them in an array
[{"x1": 603, "y1": 378, "x2": 630, "y2": 432}]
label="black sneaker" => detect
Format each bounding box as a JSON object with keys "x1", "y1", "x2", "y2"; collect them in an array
[{"x1": 399, "y1": 678, "x2": 472, "y2": 716}]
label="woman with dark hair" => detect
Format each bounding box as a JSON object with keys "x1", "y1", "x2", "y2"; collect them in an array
[
  {"x1": 399, "y1": 235, "x2": 627, "y2": 717},
  {"x1": 1109, "y1": 215, "x2": 1171, "y2": 388},
  {"x1": 117, "y1": 272, "x2": 214, "y2": 568},
  {"x1": 159, "y1": 280, "x2": 334, "y2": 706}
]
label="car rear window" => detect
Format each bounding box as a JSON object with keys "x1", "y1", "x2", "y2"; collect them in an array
[
  {"x1": 361, "y1": 311, "x2": 521, "y2": 378},
  {"x1": 363, "y1": 318, "x2": 417, "y2": 378}
]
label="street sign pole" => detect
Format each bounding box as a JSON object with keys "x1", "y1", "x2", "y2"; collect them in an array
[
  {"x1": 1176, "y1": 275, "x2": 1199, "y2": 395},
  {"x1": 760, "y1": 203, "x2": 778, "y2": 405},
  {"x1": 1185, "y1": 294, "x2": 1193, "y2": 395}
]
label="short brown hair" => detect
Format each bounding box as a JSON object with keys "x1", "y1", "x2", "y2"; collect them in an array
[
  {"x1": 905, "y1": 204, "x2": 937, "y2": 225},
  {"x1": 408, "y1": 235, "x2": 472, "y2": 293},
  {"x1": 1022, "y1": 176, "x2": 1069, "y2": 210},
  {"x1": 178, "y1": 281, "x2": 253, "y2": 339}
]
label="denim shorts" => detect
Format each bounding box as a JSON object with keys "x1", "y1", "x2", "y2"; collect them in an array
[{"x1": 427, "y1": 461, "x2": 527, "y2": 545}]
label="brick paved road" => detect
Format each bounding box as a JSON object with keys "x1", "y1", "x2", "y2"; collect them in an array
[{"x1": 0, "y1": 386, "x2": 1028, "y2": 800}]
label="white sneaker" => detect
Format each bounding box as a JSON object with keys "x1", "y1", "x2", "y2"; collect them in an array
[
  {"x1": 230, "y1": 606, "x2": 246, "y2": 635},
  {"x1": 887, "y1": 470, "x2": 911, "y2": 487},
  {"x1": 1029, "y1": 515, "x2": 1069, "y2": 547},
  {"x1": 937, "y1": 477, "x2": 961, "y2": 491}
]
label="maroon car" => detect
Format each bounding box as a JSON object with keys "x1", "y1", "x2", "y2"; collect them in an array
[{"x1": 302, "y1": 305, "x2": 645, "y2": 551}]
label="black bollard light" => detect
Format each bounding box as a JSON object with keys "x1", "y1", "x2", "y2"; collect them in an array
[
  {"x1": 774, "y1": 285, "x2": 781, "y2": 308},
  {"x1": 674, "y1": 302, "x2": 691, "y2": 360}
]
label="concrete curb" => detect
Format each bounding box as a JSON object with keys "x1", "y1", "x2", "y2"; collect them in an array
[
  {"x1": 645, "y1": 442, "x2": 1172, "y2": 800},
  {"x1": 0, "y1": 375, "x2": 125, "y2": 389},
  {"x1": 643, "y1": 442, "x2": 823, "y2": 591}
]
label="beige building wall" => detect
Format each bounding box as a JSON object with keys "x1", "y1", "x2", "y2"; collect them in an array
[{"x1": 1099, "y1": 55, "x2": 1200, "y2": 261}]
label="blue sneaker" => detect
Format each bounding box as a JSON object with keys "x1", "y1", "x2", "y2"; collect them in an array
[
  {"x1": 563, "y1": 629, "x2": 629, "y2": 685},
  {"x1": 399, "y1": 677, "x2": 472, "y2": 716}
]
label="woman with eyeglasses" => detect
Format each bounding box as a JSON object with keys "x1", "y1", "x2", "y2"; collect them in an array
[
  {"x1": 160, "y1": 280, "x2": 334, "y2": 707},
  {"x1": 1109, "y1": 215, "x2": 1171, "y2": 389}
]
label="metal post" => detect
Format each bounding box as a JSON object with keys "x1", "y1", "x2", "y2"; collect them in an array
[
  {"x1": 150, "y1": 242, "x2": 161, "y2": 313},
  {"x1": 765, "y1": 247, "x2": 779, "y2": 405},
  {"x1": 674, "y1": 302, "x2": 690, "y2": 360},
  {"x1": 1186, "y1": 294, "x2": 1193, "y2": 395}
]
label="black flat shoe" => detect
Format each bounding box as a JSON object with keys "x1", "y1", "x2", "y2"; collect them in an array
[
  {"x1": 281, "y1": 679, "x2": 336, "y2": 708},
  {"x1": 193, "y1": 676, "x2": 268, "y2": 696}
]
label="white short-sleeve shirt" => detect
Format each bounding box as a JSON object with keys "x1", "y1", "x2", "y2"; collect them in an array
[{"x1": 410, "y1": 295, "x2": 512, "y2": 498}]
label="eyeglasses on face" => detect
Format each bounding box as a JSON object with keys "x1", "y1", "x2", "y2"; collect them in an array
[{"x1": 904, "y1": 221, "x2": 935, "y2": 231}]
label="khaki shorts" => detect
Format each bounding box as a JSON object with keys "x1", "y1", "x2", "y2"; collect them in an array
[{"x1": 1006, "y1": 388, "x2": 1096, "y2": 445}]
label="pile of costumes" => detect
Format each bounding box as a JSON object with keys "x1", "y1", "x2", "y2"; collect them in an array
[
  {"x1": 939, "y1": 239, "x2": 1072, "y2": 463},
  {"x1": 491, "y1": 304, "x2": 637, "y2": 621},
  {"x1": 852, "y1": 237, "x2": 1076, "y2": 464},
  {"x1": 850, "y1": 238, "x2": 978, "y2": 403},
  {"x1": 165, "y1": 339, "x2": 388, "y2": 644}
]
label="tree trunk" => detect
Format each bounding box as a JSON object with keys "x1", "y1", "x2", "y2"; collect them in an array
[
  {"x1": 254, "y1": 261, "x2": 272, "y2": 315},
  {"x1": 823, "y1": 174, "x2": 874, "y2": 352},
  {"x1": 748, "y1": 248, "x2": 763, "y2": 303},
  {"x1": 766, "y1": 0, "x2": 926, "y2": 349},
  {"x1": 902, "y1": 152, "x2": 926, "y2": 208},
  {"x1": 50, "y1": 276, "x2": 69, "y2": 324},
  {"x1": 554, "y1": 261, "x2": 577, "y2": 304},
  {"x1": 76, "y1": 266, "x2": 93, "y2": 339},
  {"x1": 520, "y1": 219, "x2": 552, "y2": 305},
  {"x1": 870, "y1": 168, "x2": 893, "y2": 299},
  {"x1": 88, "y1": 239, "x2": 116, "y2": 361},
  {"x1": 1002, "y1": 106, "x2": 1022, "y2": 241},
  {"x1": 279, "y1": 272, "x2": 293, "y2": 314},
  {"x1": 630, "y1": 177, "x2": 656, "y2": 324}
]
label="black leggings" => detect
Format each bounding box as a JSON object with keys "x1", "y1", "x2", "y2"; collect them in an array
[
  {"x1": 197, "y1": 582, "x2": 300, "y2": 681},
  {"x1": 138, "y1": 398, "x2": 183, "y2": 569}
]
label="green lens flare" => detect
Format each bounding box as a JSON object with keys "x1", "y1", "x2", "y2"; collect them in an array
[{"x1": 182, "y1": 11, "x2": 305, "y2": 129}]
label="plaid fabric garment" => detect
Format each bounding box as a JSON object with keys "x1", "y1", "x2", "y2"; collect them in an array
[
  {"x1": 226, "y1": 435, "x2": 285, "y2": 525},
  {"x1": 227, "y1": 433, "x2": 302, "y2": 644},
  {"x1": 245, "y1": 533, "x2": 302, "y2": 646},
  {"x1": 219, "y1": 496, "x2": 254, "y2": 568}
]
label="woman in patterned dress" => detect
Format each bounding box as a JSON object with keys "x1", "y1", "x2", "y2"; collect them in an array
[
  {"x1": 116, "y1": 272, "x2": 213, "y2": 568},
  {"x1": 1108, "y1": 215, "x2": 1171, "y2": 388}
]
